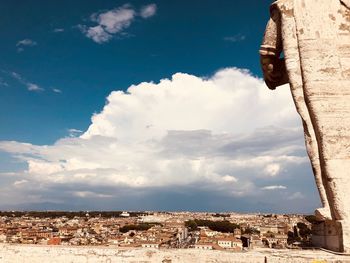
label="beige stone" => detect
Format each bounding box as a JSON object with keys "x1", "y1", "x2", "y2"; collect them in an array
[
  {"x1": 261, "y1": 0, "x2": 350, "y2": 252},
  {"x1": 1, "y1": 244, "x2": 350, "y2": 263}
]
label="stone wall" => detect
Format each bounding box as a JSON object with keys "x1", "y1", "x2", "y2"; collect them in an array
[{"x1": 0, "y1": 244, "x2": 350, "y2": 263}]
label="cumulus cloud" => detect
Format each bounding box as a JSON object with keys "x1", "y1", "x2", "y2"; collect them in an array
[
  {"x1": 80, "y1": 4, "x2": 157, "y2": 43},
  {"x1": 16, "y1": 39, "x2": 37, "y2": 52},
  {"x1": 222, "y1": 175, "x2": 238, "y2": 183},
  {"x1": 264, "y1": 163, "x2": 281, "y2": 177},
  {"x1": 0, "y1": 68, "x2": 314, "y2": 210}
]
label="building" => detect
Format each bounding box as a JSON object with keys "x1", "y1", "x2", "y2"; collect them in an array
[
  {"x1": 47, "y1": 237, "x2": 61, "y2": 245},
  {"x1": 217, "y1": 237, "x2": 242, "y2": 250},
  {"x1": 141, "y1": 241, "x2": 160, "y2": 248},
  {"x1": 194, "y1": 241, "x2": 213, "y2": 250},
  {"x1": 120, "y1": 212, "x2": 130, "y2": 217}
]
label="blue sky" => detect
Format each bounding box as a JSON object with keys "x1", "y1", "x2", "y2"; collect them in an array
[{"x1": 0, "y1": 0, "x2": 321, "y2": 213}]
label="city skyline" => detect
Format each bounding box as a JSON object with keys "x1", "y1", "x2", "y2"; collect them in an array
[{"x1": 0, "y1": 0, "x2": 320, "y2": 213}]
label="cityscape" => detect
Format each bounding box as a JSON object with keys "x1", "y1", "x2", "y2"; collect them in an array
[
  {"x1": 0, "y1": 211, "x2": 311, "y2": 251},
  {"x1": 2, "y1": 0, "x2": 350, "y2": 261}
]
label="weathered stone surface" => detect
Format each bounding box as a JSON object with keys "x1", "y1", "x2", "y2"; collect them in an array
[
  {"x1": 260, "y1": 0, "x2": 350, "y2": 252},
  {"x1": 0, "y1": 244, "x2": 350, "y2": 263},
  {"x1": 312, "y1": 220, "x2": 343, "y2": 252}
]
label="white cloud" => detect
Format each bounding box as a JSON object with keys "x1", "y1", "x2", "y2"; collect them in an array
[
  {"x1": 16, "y1": 39, "x2": 37, "y2": 52},
  {"x1": 11, "y1": 72, "x2": 22, "y2": 81},
  {"x1": 82, "y1": 69, "x2": 298, "y2": 140},
  {"x1": 261, "y1": 185, "x2": 287, "y2": 190},
  {"x1": 0, "y1": 77, "x2": 8, "y2": 87},
  {"x1": 80, "y1": 4, "x2": 156, "y2": 43},
  {"x1": 52, "y1": 88, "x2": 62, "y2": 93},
  {"x1": 13, "y1": 180, "x2": 28, "y2": 188},
  {"x1": 8, "y1": 71, "x2": 44, "y2": 92},
  {"x1": 288, "y1": 191, "x2": 304, "y2": 200},
  {"x1": 264, "y1": 163, "x2": 281, "y2": 177},
  {"x1": 140, "y1": 4, "x2": 157, "y2": 18},
  {"x1": 16, "y1": 39, "x2": 37, "y2": 47},
  {"x1": 68, "y1": 128, "x2": 83, "y2": 137},
  {"x1": 80, "y1": 5, "x2": 135, "y2": 43},
  {"x1": 221, "y1": 175, "x2": 238, "y2": 183},
  {"x1": 224, "y1": 34, "x2": 246, "y2": 42},
  {"x1": 27, "y1": 83, "x2": 43, "y2": 92},
  {"x1": 0, "y1": 68, "x2": 307, "y2": 204},
  {"x1": 73, "y1": 191, "x2": 113, "y2": 198},
  {"x1": 53, "y1": 28, "x2": 64, "y2": 33},
  {"x1": 84, "y1": 25, "x2": 112, "y2": 43}
]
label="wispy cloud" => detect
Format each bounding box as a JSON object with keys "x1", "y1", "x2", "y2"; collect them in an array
[
  {"x1": 67, "y1": 128, "x2": 83, "y2": 137},
  {"x1": 10, "y1": 71, "x2": 44, "y2": 92},
  {"x1": 224, "y1": 34, "x2": 246, "y2": 42},
  {"x1": 52, "y1": 88, "x2": 62, "y2": 93},
  {"x1": 288, "y1": 192, "x2": 304, "y2": 200},
  {"x1": 16, "y1": 39, "x2": 37, "y2": 46},
  {"x1": 27, "y1": 83, "x2": 43, "y2": 92},
  {"x1": 261, "y1": 185, "x2": 287, "y2": 190},
  {"x1": 0, "y1": 77, "x2": 9, "y2": 87},
  {"x1": 140, "y1": 4, "x2": 157, "y2": 18},
  {"x1": 11, "y1": 72, "x2": 22, "y2": 80},
  {"x1": 79, "y1": 3, "x2": 157, "y2": 44},
  {"x1": 73, "y1": 191, "x2": 113, "y2": 198},
  {"x1": 53, "y1": 28, "x2": 64, "y2": 33},
  {"x1": 13, "y1": 180, "x2": 28, "y2": 188},
  {"x1": 16, "y1": 39, "x2": 37, "y2": 52}
]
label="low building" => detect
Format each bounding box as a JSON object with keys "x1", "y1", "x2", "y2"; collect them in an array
[
  {"x1": 194, "y1": 242, "x2": 213, "y2": 250},
  {"x1": 250, "y1": 235, "x2": 264, "y2": 248},
  {"x1": 217, "y1": 237, "x2": 242, "y2": 250},
  {"x1": 120, "y1": 212, "x2": 130, "y2": 217},
  {"x1": 264, "y1": 234, "x2": 288, "y2": 248},
  {"x1": 234, "y1": 228, "x2": 241, "y2": 238},
  {"x1": 141, "y1": 241, "x2": 160, "y2": 248},
  {"x1": 48, "y1": 237, "x2": 61, "y2": 245}
]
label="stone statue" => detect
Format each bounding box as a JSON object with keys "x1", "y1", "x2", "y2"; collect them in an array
[{"x1": 260, "y1": 0, "x2": 350, "y2": 252}]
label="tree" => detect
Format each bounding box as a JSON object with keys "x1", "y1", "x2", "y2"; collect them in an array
[
  {"x1": 185, "y1": 220, "x2": 198, "y2": 231},
  {"x1": 119, "y1": 223, "x2": 155, "y2": 233},
  {"x1": 243, "y1": 227, "x2": 260, "y2": 235},
  {"x1": 297, "y1": 222, "x2": 311, "y2": 239},
  {"x1": 287, "y1": 231, "x2": 294, "y2": 244},
  {"x1": 293, "y1": 225, "x2": 299, "y2": 238},
  {"x1": 305, "y1": 215, "x2": 318, "y2": 224},
  {"x1": 265, "y1": 231, "x2": 275, "y2": 238},
  {"x1": 193, "y1": 219, "x2": 239, "y2": 233},
  {"x1": 297, "y1": 222, "x2": 307, "y2": 229}
]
